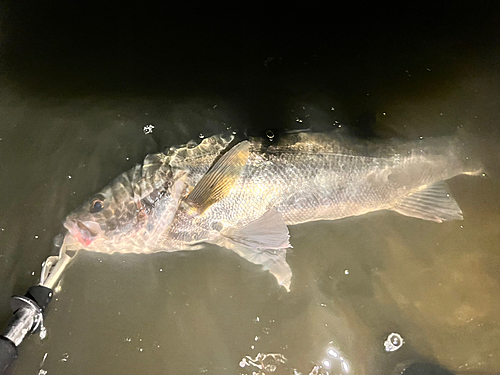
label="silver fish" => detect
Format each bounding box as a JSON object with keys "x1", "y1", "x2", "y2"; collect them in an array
[{"x1": 64, "y1": 132, "x2": 481, "y2": 290}]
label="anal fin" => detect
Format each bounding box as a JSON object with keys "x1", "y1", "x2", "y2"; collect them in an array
[{"x1": 391, "y1": 181, "x2": 463, "y2": 223}]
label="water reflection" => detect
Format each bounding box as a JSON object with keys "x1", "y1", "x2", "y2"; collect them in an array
[
  {"x1": 1, "y1": 19, "x2": 500, "y2": 374},
  {"x1": 321, "y1": 344, "x2": 350, "y2": 374}
]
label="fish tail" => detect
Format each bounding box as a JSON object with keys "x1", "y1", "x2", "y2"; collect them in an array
[{"x1": 454, "y1": 128, "x2": 485, "y2": 176}]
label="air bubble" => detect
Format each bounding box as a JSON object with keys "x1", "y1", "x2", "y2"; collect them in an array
[
  {"x1": 265, "y1": 364, "x2": 277, "y2": 372},
  {"x1": 384, "y1": 332, "x2": 404, "y2": 352}
]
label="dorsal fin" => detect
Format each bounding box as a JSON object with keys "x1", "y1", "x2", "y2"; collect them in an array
[
  {"x1": 185, "y1": 141, "x2": 250, "y2": 214},
  {"x1": 166, "y1": 133, "x2": 235, "y2": 169}
]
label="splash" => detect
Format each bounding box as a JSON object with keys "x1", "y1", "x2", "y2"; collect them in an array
[{"x1": 239, "y1": 353, "x2": 287, "y2": 374}]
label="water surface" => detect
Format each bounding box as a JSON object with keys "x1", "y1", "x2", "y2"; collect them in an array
[{"x1": 0, "y1": 5, "x2": 500, "y2": 375}]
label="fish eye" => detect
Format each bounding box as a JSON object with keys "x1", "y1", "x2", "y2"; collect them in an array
[{"x1": 90, "y1": 199, "x2": 104, "y2": 213}]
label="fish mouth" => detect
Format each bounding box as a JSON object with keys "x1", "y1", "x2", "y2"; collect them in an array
[{"x1": 64, "y1": 219, "x2": 102, "y2": 247}]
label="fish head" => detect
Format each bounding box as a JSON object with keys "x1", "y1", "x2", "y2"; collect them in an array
[
  {"x1": 64, "y1": 185, "x2": 122, "y2": 248},
  {"x1": 63, "y1": 165, "x2": 186, "y2": 252}
]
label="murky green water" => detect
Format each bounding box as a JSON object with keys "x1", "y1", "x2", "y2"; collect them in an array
[{"x1": 0, "y1": 5, "x2": 499, "y2": 375}]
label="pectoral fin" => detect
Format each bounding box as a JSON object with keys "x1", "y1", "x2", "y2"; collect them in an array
[
  {"x1": 232, "y1": 246, "x2": 292, "y2": 291},
  {"x1": 221, "y1": 209, "x2": 291, "y2": 249},
  {"x1": 391, "y1": 181, "x2": 463, "y2": 222},
  {"x1": 220, "y1": 209, "x2": 292, "y2": 291},
  {"x1": 185, "y1": 141, "x2": 250, "y2": 214}
]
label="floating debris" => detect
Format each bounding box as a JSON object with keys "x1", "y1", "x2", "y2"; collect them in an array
[
  {"x1": 239, "y1": 353, "x2": 286, "y2": 374},
  {"x1": 39, "y1": 322, "x2": 47, "y2": 340},
  {"x1": 40, "y1": 352, "x2": 48, "y2": 367},
  {"x1": 143, "y1": 124, "x2": 155, "y2": 134}
]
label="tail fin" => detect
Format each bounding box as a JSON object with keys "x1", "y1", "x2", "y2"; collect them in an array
[{"x1": 456, "y1": 127, "x2": 485, "y2": 176}]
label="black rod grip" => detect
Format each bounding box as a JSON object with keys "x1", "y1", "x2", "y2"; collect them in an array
[{"x1": 0, "y1": 337, "x2": 17, "y2": 375}]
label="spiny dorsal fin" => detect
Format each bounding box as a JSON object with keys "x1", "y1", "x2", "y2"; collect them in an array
[
  {"x1": 185, "y1": 140, "x2": 250, "y2": 214},
  {"x1": 166, "y1": 133, "x2": 235, "y2": 167},
  {"x1": 391, "y1": 181, "x2": 463, "y2": 223}
]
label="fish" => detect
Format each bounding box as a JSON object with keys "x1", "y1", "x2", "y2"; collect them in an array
[{"x1": 63, "y1": 131, "x2": 482, "y2": 291}]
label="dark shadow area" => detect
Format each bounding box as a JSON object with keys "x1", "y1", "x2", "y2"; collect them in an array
[{"x1": 1, "y1": 3, "x2": 499, "y2": 134}]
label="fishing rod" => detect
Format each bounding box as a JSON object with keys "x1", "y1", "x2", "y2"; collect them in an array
[{"x1": 0, "y1": 240, "x2": 77, "y2": 374}]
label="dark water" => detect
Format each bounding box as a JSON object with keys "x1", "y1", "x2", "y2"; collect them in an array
[{"x1": 0, "y1": 4, "x2": 500, "y2": 375}]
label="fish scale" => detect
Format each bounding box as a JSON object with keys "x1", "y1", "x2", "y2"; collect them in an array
[{"x1": 161, "y1": 135, "x2": 473, "y2": 245}]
